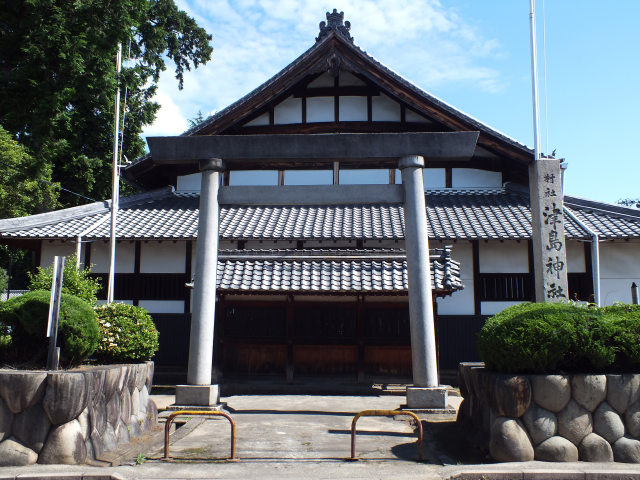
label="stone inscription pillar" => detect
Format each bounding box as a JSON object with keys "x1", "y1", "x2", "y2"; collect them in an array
[
  {"x1": 399, "y1": 155, "x2": 447, "y2": 409},
  {"x1": 176, "y1": 158, "x2": 224, "y2": 406},
  {"x1": 529, "y1": 158, "x2": 569, "y2": 303}
]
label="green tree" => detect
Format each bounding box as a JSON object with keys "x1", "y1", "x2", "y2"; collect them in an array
[
  {"x1": 0, "y1": 268, "x2": 7, "y2": 294},
  {"x1": 0, "y1": 0, "x2": 213, "y2": 207},
  {"x1": 0, "y1": 126, "x2": 58, "y2": 218},
  {"x1": 28, "y1": 258, "x2": 102, "y2": 306}
]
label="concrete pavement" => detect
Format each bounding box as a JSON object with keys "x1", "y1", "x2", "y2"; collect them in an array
[{"x1": 2, "y1": 394, "x2": 640, "y2": 479}]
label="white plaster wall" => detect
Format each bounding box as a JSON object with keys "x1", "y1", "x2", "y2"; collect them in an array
[
  {"x1": 229, "y1": 170, "x2": 278, "y2": 186},
  {"x1": 176, "y1": 173, "x2": 202, "y2": 192},
  {"x1": 452, "y1": 169, "x2": 502, "y2": 188},
  {"x1": 362, "y1": 239, "x2": 404, "y2": 248},
  {"x1": 599, "y1": 241, "x2": 640, "y2": 305},
  {"x1": 308, "y1": 72, "x2": 334, "y2": 87},
  {"x1": 372, "y1": 94, "x2": 400, "y2": 121},
  {"x1": 97, "y1": 299, "x2": 133, "y2": 306},
  {"x1": 424, "y1": 168, "x2": 446, "y2": 189},
  {"x1": 140, "y1": 241, "x2": 185, "y2": 273},
  {"x1": 481, "y1": 301, "x2": 523, "y2": 316},
  {"x1": 338, "y1": 72, "x2": 365, "y2": 86},
  {"x1": 566, "y1": 240, "x2": 586, "y2": 273},
  {"x1": 138, "y1": 300, "x2": 184, "y2": 314},
  {"x1": 274, "y1": 96, "x2": 302, "y2": 124},
  {"x1": 339, "y1": 96, "x2": 367, "y2": 121},
  {"x1": 436, "y1": 241, "x2": 474, "y2": 315},
  {"x1": 307, "y1": 97, "x2": 335, "y2": 122},
  {"x1": 40, "y1": 240, "x2": 78, "y2": 268},
  {"x1": 90, "y1": 241, "x2": 135, "y2": 273},
  {"x1": 304, "y1": 239, "x2": 356, "y2": 248},
  {"x1": 245, "y1": 112, "x2": 269, "y2": 126},
  {"x1": 284, "y1": 170, "x2": 332, "y2": 185},
  {"x1": 405, "y1": 109, "x2": 432, "y2": 123},
  {"x1": 479, "y1": 241, "x2": 529, "y2": 273},
  {"x1": 340, "y1": 169, "x2": 388, "y2": 184}
]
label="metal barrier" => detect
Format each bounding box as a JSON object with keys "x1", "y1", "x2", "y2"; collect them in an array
[
  {"x1": 163, "y1": 410, "x2": 236, "y2": 461},
  {"x1": 350, "y1": 409, "x2": 423, "y2": 461}
]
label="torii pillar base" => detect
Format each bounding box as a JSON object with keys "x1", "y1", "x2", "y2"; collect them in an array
[
  {"x1": 406, "y1": 386, "x2": 448, "y2": 409},
  {"x1": 175, "y1": 384, "x2": 220, "y2": 407}
]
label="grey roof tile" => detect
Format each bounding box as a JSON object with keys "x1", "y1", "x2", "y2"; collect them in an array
[
  {"x1": 215, "y1": 248, "x2": 462, "y2": 294},
  {"x1": 2, "y1": 187, "x2": 640, "y2": 242}
]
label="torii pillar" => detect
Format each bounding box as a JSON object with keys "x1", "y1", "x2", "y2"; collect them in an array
[
  {"x1": 399, "y1": 155, "x2": 447, "y2": 409},
  {"x1": 175, "y1": 158, "x2": 224, "y2": 406}
]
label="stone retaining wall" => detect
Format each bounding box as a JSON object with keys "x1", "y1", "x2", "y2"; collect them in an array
[
  {"x1": 0, "y1": 362, "x2": 157, "y2": 466},
  {"x1": 458, "y1": 363, "x2": 640, "y2": 463}
]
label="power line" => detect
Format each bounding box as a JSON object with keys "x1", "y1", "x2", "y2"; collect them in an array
[{"x1": 39, "y1": 179, "x2": 96, "y2": 202}]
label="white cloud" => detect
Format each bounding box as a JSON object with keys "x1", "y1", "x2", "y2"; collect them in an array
[{"x1": 143, "y1": 0, "x2": 506, "y2": 135}]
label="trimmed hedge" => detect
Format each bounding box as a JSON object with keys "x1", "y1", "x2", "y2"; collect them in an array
[
  {"x1": 0, "y1": 290, "x2": 99, "y2": 367},
  {"x1": 94, "y1": 303, "x2": 159, "y2": 363},
  {"x1": 478, "y1": 302, "x2": 640, "y2": 373}
]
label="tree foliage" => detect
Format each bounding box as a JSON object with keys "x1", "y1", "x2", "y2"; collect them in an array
[
  {"x1": 0, "y1": 268, "x2": 7, "y2": 294},
  {"x1": 0, "y1": 0, "x2": 213, "y2": 207},
  {"x1": 28, "y1": 258, "x2": 102, "y2": 306},
  {"x1": 0, "y1": 126, "x2": 58, "y2": 218}
]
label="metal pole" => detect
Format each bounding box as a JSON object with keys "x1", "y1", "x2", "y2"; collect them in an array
[
  {"x1": 47, "y1": 256, "x2": 65, "y2": 370},
  {"x1": 529, "y1": 0, "x2": 541, "y2": 162},
  {"x1": 632, "y1": 282, "x2": 639, "y2": 305},
  {"x1": 107, "y1": 43, "x2": 122, "y2": 304}
]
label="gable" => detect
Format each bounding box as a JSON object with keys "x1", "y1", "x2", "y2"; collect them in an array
[{"x1": 124, "y1": 14, "x2": 533, "y2": 189}]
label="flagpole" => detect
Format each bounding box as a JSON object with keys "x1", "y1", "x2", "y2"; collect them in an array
[
  {"x1": 107, "y1": 43, "x2": 122, "y2": 304},
  {"x1": 529, "y1": 0, "x2": 541, "y2": 161}
]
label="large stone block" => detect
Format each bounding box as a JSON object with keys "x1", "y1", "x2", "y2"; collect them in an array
[
  {"x1": 0, "y1": 372, "x2": 47, "y2": 414},
  {"x1": 134, "y1": 363, "x2": 147, "y2": 391},
  {"x1": 87, "y1": 369, "x2": 106, "y2": 407},
  {"x1": 120, "y1": 387, "x2": 132, "y2": 423},
  {"x1": 128, "y1": 414, "x2": 142, "y2": 438},
  {"x1": 103, "y1": 366, "x2": 121, "y2": 399},
  {"x1": 534, "y1": 435, "x2": 578, "y2": 462},
  {"x1": 489, "y1": 417, "x2": 534, "y2": 462},
  {"x1": 613, "y1": 436, "x2": 640, "y2": 463},
  {"x1": 43, "y1": 372, "x2": 89, "y2": 425},
  {"x1": 89, "y1": 430, "x2": 104, "y2": 459},
  {"x1": 101, "y1": 423, "x2": 118, "y2": 453},
  {"x1": 571, "y1": 374, "x2": 607, "y2": 411},
  {"x1": 0, "y1": 397, "x2": 12, "y2": 442},
  {"x1": 139, "y1": 386, "x2": 150, "y2": 416},
  {"x1": 131, "y1": 386, "x2": 141, "y2": 413},
  {"x1": 106, "y1": 391, "x2": 121, "y2": 427},
  {"x1": 0, "y1": 437, "x2": 37, "y2": 466},
  {"x1": 145, "y1": 361, "x2": 155, "y2": 391},
  {"x1": 594, "y1": 401, "x2": 626, "y2": 444},
  {"x1": 579, "y1": 433, "x2": 614, "y2": 462},
  {"x1": 532, "y1": 375, "x2": 571, "y2": 413},
  {"x1": 607, "y1": 374, "x2": 639, "y2": 414},
  {"x1": 126, "y1": 365, "x2": 137, "y2": 392},
  {"x1": 491, "y1": 375, "x2": 531, "y2": 418},
  {"x1": 12, "y1": 401, "x2": 51, "y2": 453},
  {"x1": 522, "y1": 403, "x2": 557, "y2": 445},
  {"x1": 115, "y1": 418, "x2": 130, "y2": 444},
  {"x1": 116, "y1": 365, "x2": 128, "y2": 393},
  {"x1": 626, "y1": 400, "x2": 640, "y2": 438},
  {"x1": 77, "y1": 407, "x2": 90, "y2": 441},
  {"x1": 89, "y1": 396, "x2": 107, "y2": 436},
  {"x1": 38, "y1": 419, "x2": 86, "y2": 464},
  {"x1": 558, "y1": 399, "x2": 592, "y2": 446}
]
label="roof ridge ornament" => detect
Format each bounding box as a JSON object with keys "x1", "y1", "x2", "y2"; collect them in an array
[{"x1": 316, "y1": 9, "x2": 353, "y2": 43}]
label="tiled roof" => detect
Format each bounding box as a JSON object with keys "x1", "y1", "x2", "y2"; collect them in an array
[
  {"x1": 215, "y1": 248, "x2": 462, "y2": 295},
  {"x1": 2, "y1": 187, "x2": 640, "y2": 241}
]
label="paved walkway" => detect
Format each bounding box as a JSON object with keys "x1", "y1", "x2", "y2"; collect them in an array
[{"x1": 2, "y1": 394, "x2": 640, "y2": 479}]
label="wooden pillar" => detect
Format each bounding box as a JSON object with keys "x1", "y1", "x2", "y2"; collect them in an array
[
  {"x1": 356, "y1": 295, "x2": 365, "y2": 384},
  {"x1": 286, "y1": 295, "x2": 294, "y2": 383}
]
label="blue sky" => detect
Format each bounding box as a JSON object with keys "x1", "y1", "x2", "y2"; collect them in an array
[{"x1": 143, "y1": 0, "x2": 640, "y2": 204}]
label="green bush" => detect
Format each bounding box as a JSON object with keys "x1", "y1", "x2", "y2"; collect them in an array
[
  {"x1": 0, "y1": 268, "x2": 8, "y2": 293},
  {"x1": 94, "y1": 303, "x2": 159, "y2": 362},
  {"x1": 0, "y1": 290, "x2": 99, "y2": 367},
  {"x1": 476, "y1": 302, "x2": 637, "y2": 373},
  {"x1": 601, "y1": 304, "x2": 640, "y2": 369},
  {"x1": 28, "y1": 258, "x2": 102, "y2": 306}
]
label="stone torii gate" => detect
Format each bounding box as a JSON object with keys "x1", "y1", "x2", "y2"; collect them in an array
[{"x1": 147, "y1": 132, "x2": 479, "y2": 408}]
